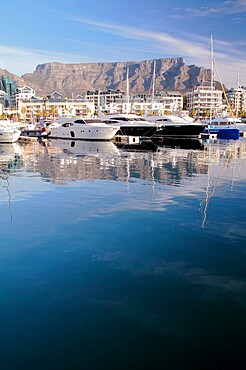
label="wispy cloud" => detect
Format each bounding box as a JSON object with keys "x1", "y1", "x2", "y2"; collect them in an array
[
  {"x1": 1, "y1": 11, "x2": 245, "y2": 88},
  {"x1": 172, "y1": 0, "x2": 246, "y2": 18},
  {"x1": 60, "y1": 15, "x2": 246, "y2": 86}
]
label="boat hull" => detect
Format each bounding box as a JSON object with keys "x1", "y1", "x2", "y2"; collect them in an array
[
  {"x1": 153, "y1": 124, "x2": 206, "y2": 138},
  {"x1": 48, "y1": 125, "x2": 118, "y2": 141},
  {"x1": 202, "y1": 127, "x2": 240, "y2": 139},
  {"x1": 116, "y1": 125, "x2": 157, "y2": 137},
  {"x1": 0, "y1": 129, "x2": 21, "y2": 143}
]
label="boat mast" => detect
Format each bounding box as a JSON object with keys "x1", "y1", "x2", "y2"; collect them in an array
[
  {"x1": 236, "y1": 72, "x2": 240, "y2": 118},
  {"x1": 126, "y1": 67, "x2": 130, "y2": 113},
  {"x1": 210, "y1": 34, "x2": 214, "y2": 126},
  {"x1": 152, "y1": 60, "x2": 156, "y2": 102}
]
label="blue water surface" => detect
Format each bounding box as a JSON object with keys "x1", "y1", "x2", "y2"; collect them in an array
[{"x1": 0, "y1": 138, "x2": 245, "y2": 370}]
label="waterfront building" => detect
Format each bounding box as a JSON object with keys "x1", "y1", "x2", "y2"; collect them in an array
[
  {"x1": 101, "y1": 91, "x2": 183, "y2": 115},
  {"x1": 85, "y1": 90, "x2": 123, "y2": 110},
  {"x1": 226, "y1": 87, "x2": 246, "y2": 115},
  {"x1": 11, "y1": 86, "x2": 36, "y2": 110},
  {"x1": 187, "y1": 85, "x2": 223, "y2": 117},
  {"x1": 15, "y1": 87, "x2": 184, "y2": 121},
  {"x1": 154, "y1": 91, "x2": 183, "y2": 111},
  {"x1": 18, "y1": 93, "x2": 95, "y2": 122}
]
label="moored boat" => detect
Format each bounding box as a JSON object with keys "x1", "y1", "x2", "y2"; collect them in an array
[
  {"x1": 145, "y1": 114, "x2": 206, "y2": 139},
  {"x1": 0, "y1": 120, "x2": 21, "y2": 143},
  {"x1": 98, "y1": 112, "x2": 157, "y2": 137},
  {"x1": 201, "y1": 116, "x2": 243, "y2": 138},
  {"x1": 48, "y1": 117, "x2": 118, "y2": 141}
]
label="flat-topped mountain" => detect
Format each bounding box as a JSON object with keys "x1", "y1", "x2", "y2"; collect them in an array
[{"x1": 1, "y1": 58, "x2": 215, "y2": 97}]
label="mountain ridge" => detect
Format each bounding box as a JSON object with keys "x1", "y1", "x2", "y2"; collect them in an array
[{"x1": 1, "y1": 57, "x2": 217, "y2": 97}]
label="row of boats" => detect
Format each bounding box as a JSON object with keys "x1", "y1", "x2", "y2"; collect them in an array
[{"x1": 0, "y1": 112, "x2": 245, "y2": 143}]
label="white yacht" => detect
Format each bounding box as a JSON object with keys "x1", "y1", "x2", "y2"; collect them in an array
[
  {"x1": 0, "y1": 120, "x2": 21, "y2": 143},
  {"x1": 48, "y1": 117, "x2": 118, "y2": 141},
  {"x1": 98, "y1": 112, "x2": 157, "y2": 137}
]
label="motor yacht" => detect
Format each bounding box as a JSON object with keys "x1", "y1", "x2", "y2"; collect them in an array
[
  {"x1": 145, "y1": 114, "x2": 206, "y2": 138},
  {"x1": 98, "y1": 112, "x2": 157, "y2": 137},
  {"x1": 201, "y1": 116, "x2": 243, "y2": 138},
  {"x1": 0, "y1": 120, "x2": 21, "y2": 143},
  {"x1": 48, "y1": 117, "x2": 118, "y2": 141}
]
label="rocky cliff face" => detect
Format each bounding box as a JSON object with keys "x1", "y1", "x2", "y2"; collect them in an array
[
  {"x1": 21, "y1": 58, "x2": 212, "y2": 97},
  {"x1": 1, "y1": 58, "x2": 214, "y2": 97}
]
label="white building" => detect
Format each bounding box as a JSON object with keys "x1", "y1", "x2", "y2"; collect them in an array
[
  {"x1": 18, "y1": 94, "x2": 95, "y2": 122},
  {"x1": 187, "y1": 85, "x2": 223, "y2": 117},
  {"x1": 226, "y1": 87, "x2": 246, "y2": 114},
  {"x1": 11, "y1": 86, "x2": 36, "y2": 109},
  {"x1": 85, "y1": 90, "x2": 123, "y2": 109}
]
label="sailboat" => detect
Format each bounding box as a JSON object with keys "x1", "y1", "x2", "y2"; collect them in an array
[{"x1": 201, "y1": 35, "x2": 240, "y2": 140}]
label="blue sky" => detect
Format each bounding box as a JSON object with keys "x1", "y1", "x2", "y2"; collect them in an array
[{"x1": 0, "y1": 0, "x2": 245, "y2": 88}]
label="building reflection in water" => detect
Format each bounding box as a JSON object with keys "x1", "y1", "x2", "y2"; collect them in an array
[
  {"x1": 1, "y1": 138, "x2": 246, "y2": 226},
  {"x1": 16, "y1": 138, "x2": 246, "y2": 186}
]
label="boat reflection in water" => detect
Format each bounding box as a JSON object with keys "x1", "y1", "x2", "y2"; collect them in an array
[
  {"x1": 48, "y1": 139, "x2": 120, "y2": 157},
  {"x1": 7, "y1": 138, "x2": 246, "y2": 226},
  {"x1": 41, "y1": 138, "x2": 246, "y2": 197},
  {"x1": 0, "y1": 142, "x2": 22, "y2": 171},
  {"x1": 155, "y1": 138, "x2": 205, "y2": 150}
]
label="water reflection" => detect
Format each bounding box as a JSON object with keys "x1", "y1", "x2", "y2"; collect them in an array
[
  {"x1": 0, "y1": 143, "x2": 22, "y2": 221},
  {"x1": 14, "y1": 138, "x2": 245, "y2": 185},
  {"x1": 1, "y1": 138, "x2": 246, "y2": 227},
  {"x1": 0, "y1": 139, "x2": 245, "y2": 370}
]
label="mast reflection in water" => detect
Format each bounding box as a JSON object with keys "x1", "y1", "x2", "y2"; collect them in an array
[{"x1": 0, "y1": 138, "x2": 246, "y2": 370}]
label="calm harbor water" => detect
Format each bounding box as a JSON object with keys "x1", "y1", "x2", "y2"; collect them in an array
[{"x1": 0, "y1": 137, "x2": 246, "y2": 370}]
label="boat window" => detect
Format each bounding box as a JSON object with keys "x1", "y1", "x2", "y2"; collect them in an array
[
  {"x1": 62, "y1": 123, "x2": 73, "y2": 127},
  {"x1": 111, "y1": 117, "x2": 129, "y2": 121},
  {"x1": 84, "y1": 119, "x2": 101, "y2": 124},
  {"x1": 74, "y1": 119, "x2": 86, "y2": 124},
  {"x1": 70, "y1": 131, "x2": 75, "y2": 138},
  {"x1": 103, "y1": 120, "x2": 118, "y2": 124},
  {"x1": 157, "y1": 119, "x2": 168, "y2": 122}
]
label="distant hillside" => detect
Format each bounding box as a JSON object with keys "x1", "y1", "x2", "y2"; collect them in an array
[{"x1": 1, "y1": 58, "x2": 218, "y2": 97}]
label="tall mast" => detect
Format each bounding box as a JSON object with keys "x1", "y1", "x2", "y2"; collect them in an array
[
  {"x1": 126, "y1": 67, "x2": 130, "y2": 104},
  {"x1": 152, "y1": 60, "x2": 156, "y2": 102},
  {"x1": 236, "y1": 72, "x2": 240, "y2": 117},
  {"x1": 210, "y1": 34, "x2": 214, "y2": 125},
  {"x1": 125, "y1": 67, "x2": 130, "y2": 113}
]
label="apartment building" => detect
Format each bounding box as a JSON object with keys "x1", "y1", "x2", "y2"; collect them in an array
[
  {"x1": 18, "y1": 93, "x2": 95, "y2": 122},
  {"x1": 226, "y1": 87, "x2": 246, "y2": 114},
  {"x1": 187, "y1": 85, "x2": 223, "y2": 117}
]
